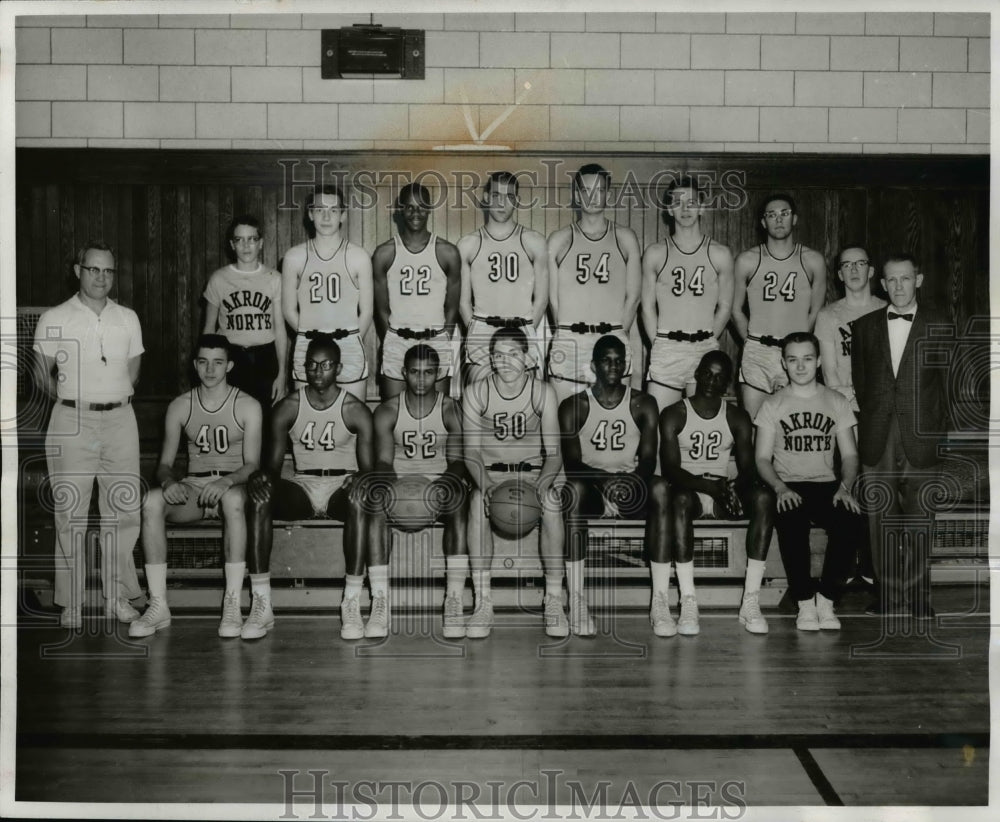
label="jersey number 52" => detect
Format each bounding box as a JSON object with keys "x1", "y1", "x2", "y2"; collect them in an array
[{"x1": 402, "y1": 430, "x2": 438, "y2": 459}]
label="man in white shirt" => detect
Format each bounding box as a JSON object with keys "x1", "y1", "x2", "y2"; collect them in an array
[{"x1": 32, "y1": 241, "x2": 145, "y2": 629}]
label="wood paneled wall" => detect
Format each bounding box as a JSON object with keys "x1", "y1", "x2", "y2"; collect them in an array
[{"x1": 16, "y1": 150, "x2": 988, "y2": 421}]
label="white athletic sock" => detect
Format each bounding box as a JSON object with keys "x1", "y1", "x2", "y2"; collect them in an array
[
  {"x1": 250, "y1": 572, "x2": 271, "y2": 599},
  {"x1": 368, "y1": 565, "x2": 389, "y2": 600},
  {"x1": 224, "y1": 562, "x2": 245, "y2": 596},
  {"x1": 565, "y1": 559, "x2": 585, "y2": 597},
  {"x1": 650, "y1": 561, "x2": 672, "y2": 596},
  {"x1": 744, "y1": 559, "x2": 766, "y2": 596},
  {"x1": 545, "y1": 571, "x2": 564, "y2": 600},
  {"x1": 675, "y1": 561, "x2": 696, "y2": 598},
  {"x1": 144, "y1": 563, "x2": 167, "y2": 601},
  {"x1": 472, "y1": 569, "x2": 492, "y2": 600},
  {"x1": 445, "y1": 555, "x2": 469, "y2": 599},
  {"x1": 344, "y1": 574, "x2": 364, "y2": 600}
]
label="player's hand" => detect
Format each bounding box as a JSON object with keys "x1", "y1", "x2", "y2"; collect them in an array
[
  {"x1": 247, "y1": 470, "x2": 273, "y2": 505},
  {"x1": 775, "y1": 487, "x2": 802, "y2": 513},
  {"x1": 346, "y1": 474, "x2": 368, "y2": 506},
  {"x1": 161, "y1": 480, "x2": 189, "y2": 505},
  {"x1": 271, "y1": 375, "x2": 287, "y2": 404},
  {"x1": 482, "y1": 483, "x2": 498, "y2": 517},
  {"x1": 833, "y1": 486, "x2": 860, "y2": 514},
  {"x1": 702, "y1": 475, "x2": 730, "y2": 501},
  {"x1": 198, "y1": 477, "x2": 233, "y2": 507}
]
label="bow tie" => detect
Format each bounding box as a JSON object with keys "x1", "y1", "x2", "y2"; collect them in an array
[{"x1": 888, "y1": 312, "x2": 913, "y2": 322}]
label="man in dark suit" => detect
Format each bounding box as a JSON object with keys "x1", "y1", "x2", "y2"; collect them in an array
[{"x1": 851, "y1": 253, "x2": 953, "y2": 619}]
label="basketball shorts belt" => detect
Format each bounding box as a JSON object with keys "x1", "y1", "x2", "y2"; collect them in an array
[
  {"x1": 381, "y1": 327, "x2": 455, "y2": 380},
  {"x1": 647, "y1": 335, "x2": 719, "y2": 390},
  {"x1": 739, "y1": 337, "x2": 788, "y2": 394}
]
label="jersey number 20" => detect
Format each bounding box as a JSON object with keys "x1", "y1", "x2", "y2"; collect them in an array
[
  {"x1": 590, "y1": 419, "x2": 626, "y2": 451},
  {"x1": 195, "y1": 424, "x2": 229, "y2": 454},
  {"x1": 762, "y1": 271, "x2": 797, "y2": 302},
  {"x1": 300, "y1": 420, "x2": 337, "y2": 451},
  {"x1": 400, "y1": 265, "x2": 432, "y2": 295},
  {"x1": 688, "y1": 430, "x2": 722, "y2": 461},
  {"x1": 308, "y1": 271, "x2": 340, "y2": 303}
]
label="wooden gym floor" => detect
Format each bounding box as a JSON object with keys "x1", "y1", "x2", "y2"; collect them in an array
[{"x1": 14, "y1": 584, "x2": 990, "y2": 811}]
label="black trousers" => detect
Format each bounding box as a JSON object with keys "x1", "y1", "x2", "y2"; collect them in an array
[
  {"x1": 229, "y1": 342, "x2": 279, "y2": 408},
  {"x1": 774, "y1": 480, "x2": 866, "y2": 603}
]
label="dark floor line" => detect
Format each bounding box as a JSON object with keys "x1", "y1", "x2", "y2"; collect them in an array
[
  {"x1": 17, "y1": 731, "x2": 990, "y2": 752},
  {"x1": 793, "y1": 746, "x2": 844, "y2": 806}
]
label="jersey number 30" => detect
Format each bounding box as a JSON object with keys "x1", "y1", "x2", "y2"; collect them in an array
[
  {"x1": 300, "y1": 421, "x2": 337, "y2": 450},
  {"x1": 195, "y1": 425, "x2": 229, "y2": 454},
  {"x1": 590, "y1": 419, "x2": 626, "y2": 451},
  {"x1": 487, "y1": 252, "x2": 519, "y2": 283},
  {"x1": 400, "y1": 265, "x2": 432, "y2": 295},
  {"x1": 762, "y1": 271, "x2": 797, "y2": 302},
  {"x1": 402, "y1": 430, "x2": 438, "y2": 459},
  {"x1": 688, "y1": 430, "x2": 722, "y2": 461}
]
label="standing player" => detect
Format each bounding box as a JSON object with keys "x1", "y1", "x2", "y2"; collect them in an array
[
  {"x1": 32, "y1": 241, "x2": 145, "y2": 627},
  {"x1": 732, "y1": 194, "x2": 827, "y2": 417},
  {"x1": 463, "y1": 327, "x2": 566, "y2": 638},
  {"x1": 814, "y1": 245, "x2": 885, "y2": 588},
  {"x1": 244, "y1": 335, "x2": 374, "y2": 640},
  {"x1": 282, "y1": 184, "x2": 373, "y2": 400},
  {"x1": 373, "y1": 182, "x2": 461, "y2": 399},
  {"x1": 204, "y1": 215, "x2": 288, "y2": 407},
  {"x1": 559, "y1": 335, "x2": 668, "y2": 636},
  {"x1": 754, "y1": 333, "x2": 865, "y2": 631},
  {"x1": 458, "y1": 171, "x2": 549, "y2": 384},
  {"x1": 130, "y1": 335, "x2": 262, "y2": 638},
  {"x1": 548, "y1": 163, "x2": 642, "y2": 403},
  {"x1": 369, "y1": 344, "x2": 470, "y2": 638},
  {"x1": 640, "y1": 176, "x2": 734, "y2": 410},
  {"x1": 659, "y1": 351, "x2": 776, "y2": 635}
]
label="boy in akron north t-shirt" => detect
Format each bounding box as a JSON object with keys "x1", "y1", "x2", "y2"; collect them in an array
[{"x1": 753, "y1": 332, "x2": 866, "y2": 632}]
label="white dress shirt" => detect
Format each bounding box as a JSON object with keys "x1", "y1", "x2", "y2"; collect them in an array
[{"x1": 887, "y1": 305, "x2": 916, "y2": 377}]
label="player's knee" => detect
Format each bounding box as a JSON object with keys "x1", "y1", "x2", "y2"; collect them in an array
[
  {"x1": 750, "y1": 484, "x2": 776, "y2": 517},
  {"x1": 141, "y1": 488, "x2": 166, "y2": 520},
  {"x1": 219, "y1": 485, "x2": 246, "y2": 516},
  {"x1": 561, "y1": 479, "x2": 589, "y2": 514},
  {"x1": 647, "y1": 477, "x2": 670, "y2": 511},
  {"x1": 673, "y1": 488, "x2": 697, "y2": 514}
]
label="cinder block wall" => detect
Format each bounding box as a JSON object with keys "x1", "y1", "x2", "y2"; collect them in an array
[{"x1": 15, "y1": 11, "x2": 989, "y2": 153}]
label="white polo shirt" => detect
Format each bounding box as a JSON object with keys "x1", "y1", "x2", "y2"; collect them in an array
[{"x1": 34, "y1": 295, "x2": 144, "y2": 403}]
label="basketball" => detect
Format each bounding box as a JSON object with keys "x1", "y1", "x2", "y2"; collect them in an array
[
  {"x1": 489, "y1": 479, "x2": 543, "y2": 538},
  {"x1": 384, "y1": 475, "x2": 438, "y2": 532}
]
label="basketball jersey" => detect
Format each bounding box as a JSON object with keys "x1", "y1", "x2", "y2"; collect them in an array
[
  {"x1": 469, "y1": 225, "x2": 535, "y2": 320},
  {"x1": 577, "y1": 389, "x2": 640, "y2": 474},
  {"x1": 677, "y1": 399, "x2": 734, "y2": 476},
  {"x1": 289, "y1": 387, "x2": 358, "y2": 474},
  {"x1": 203, "y1": 264, "x2": 280, "y2": 347},
  {"x1": 386, "y1": 234, "x2": 448, "y2": 328},
  {"x1": 746, "y1": 244, "x2": 812, "y2": 338},
  {"x1": 654, "y1": 235, "x2": 720, "y2": 334},
  {"x1": 814, "y1": 296, "x2": 887, "y2": 391},
  {"x1": 296, "y1": 238, "x2": 361, "y2": 332},
  {"x1": 184, "y1": 386, "x2": 245, "y2": 474},
  {"x1": 555, "y1": 221, "x2": 628, "y2": 325},
  {"x1": 478, "y1": 376, "x2": 545, "y2": 467},
  {"x1": 393, "y1": 392, "x2": 449, "y2": 476}
]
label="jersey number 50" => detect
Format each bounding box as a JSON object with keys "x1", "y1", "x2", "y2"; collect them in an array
[
  {"x1": 493, "y1": 411, "x2": 526, "y2": 440},
  {"x1": 400, "y1": 265, "x2": 432, "y2": 295}
]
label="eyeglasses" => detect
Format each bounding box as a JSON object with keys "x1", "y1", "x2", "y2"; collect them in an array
[
  {"x1": 232, "y1": 236, "x2": 260, "y2": 245},
  {"x1": 309, "y1": 206, "x2": 341, "y2": 216},
  {"x1": 839, "y1": 260, "x2": 870, "y2": 271},
  {"x1": 764, "y1": 209, "x2": 792, "y2": 219},
  {"x1": 304, "y1": 360, "x2": 336, "y2": 372},
  {"x1": 79, "y1": 265, "x2": 116, "y2": 277}
]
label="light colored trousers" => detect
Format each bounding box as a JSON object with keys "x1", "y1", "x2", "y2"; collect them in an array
[{"x1": 45, "y1": 402, "x2": 143, "y2": 607}]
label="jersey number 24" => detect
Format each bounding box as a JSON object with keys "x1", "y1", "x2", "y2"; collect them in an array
[{"x1": 762, "y1": 270, "x2": 797, "y2": 302}]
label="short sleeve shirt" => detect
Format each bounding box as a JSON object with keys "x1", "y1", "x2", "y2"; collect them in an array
[
  {"x1": 754, "y1": 385, "x2": 856, "y2": 483},
  {"x1": 34, "y1": 295, "x2": 144, "y2": 403},
  {"x1": 203, "y1": 264, "x2": 281, "y2": 347}
]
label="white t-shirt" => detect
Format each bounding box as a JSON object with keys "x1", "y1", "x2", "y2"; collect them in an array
[
  {"x1": 204, "y1": 264, "x2": 281, "y2": 347},
  {"x1": 34, "y1": 295, "x2": 144, "y2": 403}
]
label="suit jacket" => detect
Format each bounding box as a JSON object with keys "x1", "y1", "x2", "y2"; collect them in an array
[{"x1": 850, "y1": 303, "x2": 953, "y2": 468}]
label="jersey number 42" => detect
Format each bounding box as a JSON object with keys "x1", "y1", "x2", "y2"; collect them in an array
[{"x1": 590, "y1": 419, "x2": 626, "y2": 451}]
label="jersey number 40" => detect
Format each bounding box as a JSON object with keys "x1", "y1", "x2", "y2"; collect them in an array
[
  {"x1": 194, "y1": 424, "x2": 230, "y2": 454},
  {"x1": 300, "y1": 420, "x2": 337, "y2": 450}
]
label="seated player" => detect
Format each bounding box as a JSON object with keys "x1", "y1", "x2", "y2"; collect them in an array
[
  {"x1": 640, "y1": 176, "x2": 734, "y2": 411},
  {"x1": 373, "y1": 182, "x2": 461, "y2": 399},
  {"x1": 131, "y1": 335, "x2": 262, "y2": 638},
  {"x1": 659, "y1": 351, "x2": 776, "y2": 635},
  {"x1": 369, "y1": 343, "x2": 470, "y2": 638},
  {"x1": 245, "y1": 335, "x2": 374, "y2": 640},
  {"x1": 458, "y1": 171, "x2": 549, "y2": 384},
  {"x1": 559, "y1": 335, "x2": 668, "y2": 636},
  {"x1": 462, "y1": 327, "x2": 566, "y2": 638},
  {"x1": 754, "y1": 333, "x2": 865, "y2": 632}
]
